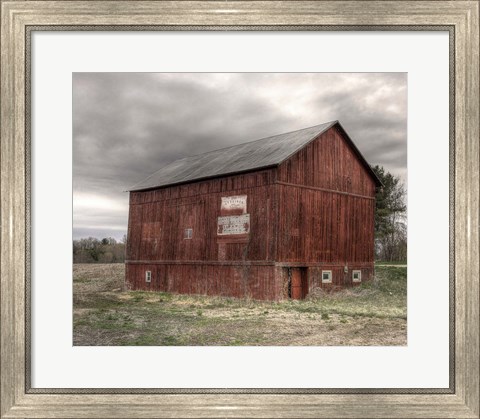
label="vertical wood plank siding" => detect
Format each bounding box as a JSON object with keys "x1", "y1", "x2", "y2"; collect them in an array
[
  {"x1": 276, "y1": 126, "x2": 376, "y2": 287},
  {"x1": 126, "y1": 169, "x2": 281, "y2": 300},
  {"x1": 127, "y1": 169, "x2": 276, "y2": 262},
  {"x1": 125, "y1": 263, "x2": 278, "y2": 300},
  {"x1": 277, "y1": 126, "x2": 376, "y2": 196},
  {"x1": 126, "y1": 126, "x2": 377, "y2": 299}
]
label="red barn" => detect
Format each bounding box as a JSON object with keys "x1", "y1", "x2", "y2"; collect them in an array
[{"x1": 125, "y1": 120, "x2": 382, "y2": 300}]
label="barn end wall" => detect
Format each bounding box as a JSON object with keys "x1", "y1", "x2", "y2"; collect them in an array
[
  {"x1": 276, "y1": 183, "x2": 375, "y2": 264},
  {"x1": 277, "y1": 125, "x2": 377, "y2": 196},
  {"x1": 275, "y1": 125, "x2": 376, "y2": 289},
  {"x1": 307, "y1": 265, "x2": 374, "y2": 290}
]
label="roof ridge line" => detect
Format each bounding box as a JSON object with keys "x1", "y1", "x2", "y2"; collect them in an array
[
  {"x1": 128, "y1": 121, "x2": 338, "y2": 190},
  {"x1": 177, "y1": 120, "x2": 339, "y2": 160},
  {"x1": 129, "y1": 120, "x2": 342, "y2": 191}
]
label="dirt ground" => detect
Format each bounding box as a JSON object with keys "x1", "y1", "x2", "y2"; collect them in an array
[{"x1": 73, "y1": 264, "x2": 407, "y2": 346}]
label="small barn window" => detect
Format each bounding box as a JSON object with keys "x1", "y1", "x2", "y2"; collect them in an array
[
  {"x1": 322, "y1": 270, "x2": 332, "y2": 283},
  {"x1": 145, "y1": 271, "x2": 152, "y2": 283},
  {"x1": 352, "y1": 270, "x2": 362, "y2": 283},
  {"x1": 184, "y1": 228, "x2": 193, "y2": 239}
]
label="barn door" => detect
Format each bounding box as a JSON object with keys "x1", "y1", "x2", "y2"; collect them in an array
[
  {"x1": 344, "y1": 266, "x2": 352, "y2": 287},
  {"x1": 290, "y1": 268, "x2": 308, "y2": 299}
]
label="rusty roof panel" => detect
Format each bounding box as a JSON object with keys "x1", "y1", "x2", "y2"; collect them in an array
[{"x1": 129, "y1": 121, "x2": 337, "y2": 191}]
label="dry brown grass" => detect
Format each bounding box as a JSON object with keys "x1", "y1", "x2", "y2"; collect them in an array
[{"x1": 73, "y1": 263, "x2": 407, "y2": 346}]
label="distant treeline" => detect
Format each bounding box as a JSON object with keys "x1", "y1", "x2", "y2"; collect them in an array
[{"x1": 73, "y1": 236, "x2": 126, "y2": 263}]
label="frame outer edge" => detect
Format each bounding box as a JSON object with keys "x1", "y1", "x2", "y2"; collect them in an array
[
  {"x1": 454, "y1": 1, "x2": 480, "y2": 417},
  {"x1": 0, "y1": 1, "x2": 479, "y2": 418},
  {"x1": 463, "y1": 1, "x2": 480, "y2": 417},
  {"x1": 1, "y1": 3, "x2": 20, "y2": 418}
]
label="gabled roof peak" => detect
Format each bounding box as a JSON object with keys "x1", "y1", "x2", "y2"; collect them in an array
[{"x1": 129, "y1": 120, "x2": 381, "y2": 191}]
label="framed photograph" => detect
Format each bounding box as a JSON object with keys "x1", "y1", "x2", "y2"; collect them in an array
[
  {"x1": 1, "y1": 1, "x2": 478, "y2": 418},
  {"x1": 72, "y1": 72, "x2": 406, "y2": 348}
]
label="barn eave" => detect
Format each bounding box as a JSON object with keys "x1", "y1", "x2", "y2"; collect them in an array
[{"x1": 126, "y1": 164, "x2": 278, "y2": 193}]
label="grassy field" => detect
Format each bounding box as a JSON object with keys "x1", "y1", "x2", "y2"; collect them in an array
[
  {"x1": 73, "y1": 264, "x2": 407, "y2": 346},
  {"x1": 375, "y1": 261, "x2": 407, "y2": 266}
]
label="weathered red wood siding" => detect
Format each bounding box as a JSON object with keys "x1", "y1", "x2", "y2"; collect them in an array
[
  {"x1": 277, "y1": 125, "x2": 376, "y2": 196},
  {"x1": 125, "y1": 263, "x2": 281, "y2": 300},
  {"x1": 125, "y1": 169, "x2": 282, "y2": 299},
  {"x1": 127, "y1": 169, "x2": 276, "y2": 262},
  {"x1": 275, "y1": 125, "x2": 376, "y2": 288},
  {"x1": 126, "y1": 125, "x2": 378, "y2": 299},
  {"x1": 276, "y1": 186, "x2": 375, "y2": 262}
]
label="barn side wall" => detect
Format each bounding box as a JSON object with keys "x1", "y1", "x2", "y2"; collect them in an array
[
  {"x1": 125, "y1": 169, "x2": 282, "y2": 300},
  {"x1": 126, "y1": 169, "x2": 277, "y2": 262},
  {"x1": 275, "y1": 125, "x2": 376, "y2": 288},
  {"x1": 125, "y1": 263, "x2": 283, "y2": 300}
]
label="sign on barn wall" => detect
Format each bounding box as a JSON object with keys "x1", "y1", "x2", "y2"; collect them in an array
[
  {"x1": 217, "y1": 214, "x2": 250, "y2": 235},
  {"x1": 221, "y1": 195, "x2": 247, "y2": 214}
]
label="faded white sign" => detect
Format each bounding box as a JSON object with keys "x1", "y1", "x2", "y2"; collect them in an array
[
  {"x1": 221, "y1": 195, "x2": 247, "y2": 213},
  {"x1": 217, "y1": 214, "x2": 250, "y2": 235}
]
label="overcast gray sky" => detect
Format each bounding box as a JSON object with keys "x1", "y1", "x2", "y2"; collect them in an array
[{"x1": 73, "y1": 73, "x2": 407, "y2": 241}]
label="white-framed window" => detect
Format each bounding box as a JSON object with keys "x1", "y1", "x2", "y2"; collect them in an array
[
  {"x1": 145, "y1": 270, "x2": 152, "y2": 283},
  {"x1": 352, "y1": 270, "x2": 362, "y2": 283},
  {"x1": 321, "y1": 270, "x2": 332, "y2": 283},
  {"x1": 184, "y1": 228, "x2": 193, "y2": 239}
]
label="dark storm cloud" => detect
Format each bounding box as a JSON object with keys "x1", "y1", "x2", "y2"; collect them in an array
[
  {"x1": 310, "y1": 74, "x2": 407, "y2": 173},
  {"x1": 73, "y1": 73, "x2": 407, "y2": 240}
]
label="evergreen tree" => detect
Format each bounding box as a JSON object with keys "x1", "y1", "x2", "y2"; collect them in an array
[{"x1": 371, "y1": 165, "x2": 407, "y2": 261}]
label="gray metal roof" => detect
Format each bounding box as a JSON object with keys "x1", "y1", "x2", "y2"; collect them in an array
[{"x1": 129, "y1": 120, "x2": 381, "y2": 191}]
